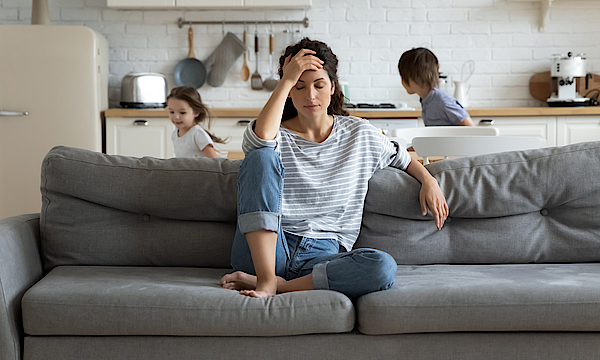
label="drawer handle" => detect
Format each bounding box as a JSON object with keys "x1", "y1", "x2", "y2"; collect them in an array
[
  {"x1": 236, "y1": 120, "x2": 251, "y2": 126},
  {"x1": 0, "y1": 109, "x2": 29, "y2": 116},
  {"x1": 133, "y1": 120, "x2": 149, "y2": 126},
  {"x1": 479, "y1": 119, "x2": 494, "y2": 125}
]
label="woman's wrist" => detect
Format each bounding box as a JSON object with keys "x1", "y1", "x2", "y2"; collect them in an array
[
  {"x1": 406, "y1": 159, "x2": 437, "y2": 186},
  {"x1": 277, "y1": 77, "x2": 296, "y2": 92},
  {"x1": 422, "y1": 176, "x2": 438, "y2": 187}
]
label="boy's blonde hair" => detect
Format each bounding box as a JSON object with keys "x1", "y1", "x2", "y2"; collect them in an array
[{"x1": 398, "y1": 47, "x2": 439, "y2": 89}]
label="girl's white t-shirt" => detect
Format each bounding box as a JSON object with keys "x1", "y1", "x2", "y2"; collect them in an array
[{"x1": 171, "y1": 124, "x2": 214, "y2": 158}]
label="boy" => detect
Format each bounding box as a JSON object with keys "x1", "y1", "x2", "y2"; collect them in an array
[{"x1": 398, "y1": 47, "x2": 474, "y2": 126}]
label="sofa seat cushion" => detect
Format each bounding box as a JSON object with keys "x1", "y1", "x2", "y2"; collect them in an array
[
  {"x1": 22, "y1": 266, "x2": 355, "y2": 336},
  {"x1": 357, "y1": 264, "x2": 600, "y2": 335}
]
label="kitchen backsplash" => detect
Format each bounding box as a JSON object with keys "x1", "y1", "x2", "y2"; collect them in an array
[{"x1": 2, "y1": 0, "x2": 600, "y2": 109}]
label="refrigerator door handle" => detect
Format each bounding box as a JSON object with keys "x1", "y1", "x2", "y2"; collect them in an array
[{"x1": 0, "y1": 109, "x2": 29, "y2": 116}]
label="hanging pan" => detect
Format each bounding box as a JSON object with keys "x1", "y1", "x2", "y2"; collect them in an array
[{"x1": 174, "y1": 27, "x2": 207, "y2": 89}]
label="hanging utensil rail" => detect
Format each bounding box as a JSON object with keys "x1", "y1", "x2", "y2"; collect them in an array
[{"x1": 177, "y1": 17, "x2": 309, "y2": 28}]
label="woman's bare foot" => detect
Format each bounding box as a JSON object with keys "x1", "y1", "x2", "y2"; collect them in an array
[
  {"x1": 220, "y1": 271, "x2": 287, "y2": 297},
  {"x1": 220, "y1": 271, "x2": 257, "y2": 291},
  {"x1": 239, "y1": 277, "x2": 278, "y2": 298}
]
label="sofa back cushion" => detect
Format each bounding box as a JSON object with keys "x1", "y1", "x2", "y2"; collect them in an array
[
  {"x1": 40, "y1": 146, "x2": 239, "y2": 271},
  {"x1": 41, "y1": 142, "x2": 600, "y2": 271},
  {"x1": 356, "y1": 141, "x2": 600, "y2": 264}
]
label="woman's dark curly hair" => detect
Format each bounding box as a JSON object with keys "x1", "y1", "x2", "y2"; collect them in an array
[{"x1": 278, "y1": 38, "x2": 348, "y2": 121}]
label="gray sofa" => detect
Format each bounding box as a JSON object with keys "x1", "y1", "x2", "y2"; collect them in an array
[{"x1": 2, "y1": 141, "x2": 600, "y2": 360}]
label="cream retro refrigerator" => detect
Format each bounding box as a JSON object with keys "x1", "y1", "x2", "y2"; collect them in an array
[{"x1": 0, "y1": 25, "x2": 108, "y2": 219}]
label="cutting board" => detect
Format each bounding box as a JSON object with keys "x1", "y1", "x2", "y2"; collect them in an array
[{"x1": 529, "y1": 71, "x2": 600, "y2": 101}]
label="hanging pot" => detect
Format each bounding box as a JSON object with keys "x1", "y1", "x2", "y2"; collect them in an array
[{"x1": 174, "y1": 27, "x2": 207, "y2": 89}]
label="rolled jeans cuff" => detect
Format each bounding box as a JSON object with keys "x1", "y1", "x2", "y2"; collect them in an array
[
  {"x1": 312, "y1": 261, "x2": 330, "y2": 290},
  {"x1": 238, "y1": 211, "x2": 280, "y2": 234}
]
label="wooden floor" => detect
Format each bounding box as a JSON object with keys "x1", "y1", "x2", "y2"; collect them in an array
[{"x1": 226, "y1": 151, "x2": 245, "y2": 160}]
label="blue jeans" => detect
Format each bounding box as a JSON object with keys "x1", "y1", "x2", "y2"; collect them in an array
[{"x1": 230, "y1": 147, "x2": 397, "y2": 299}]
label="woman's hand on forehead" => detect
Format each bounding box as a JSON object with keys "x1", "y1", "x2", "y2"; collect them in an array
[{"x1": 282, "y1": 49, "x2": 324, "y2": 84}]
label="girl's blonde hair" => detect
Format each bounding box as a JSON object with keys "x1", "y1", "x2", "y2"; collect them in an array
[
  {"x1": 166, "y1": 86, "x2": 228, "y2": 144},
  {"x1": 398, "y1": 47, "x2": 439, "y2": 89}
]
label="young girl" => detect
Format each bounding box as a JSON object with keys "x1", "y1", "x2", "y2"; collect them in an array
[
  {"x1": 167, "y1": 86, "x2": 227, "y2": 158},
  {"x1": 220, "y1": 38, "x2": 449, "y2": 299}
]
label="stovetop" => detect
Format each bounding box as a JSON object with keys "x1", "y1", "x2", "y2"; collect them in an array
[
  {"x1": 344, "y1": 103, "x2": 397, "y2": 109},
  {"x1": 343, "y1": 103, "x2": 416, "y2": 111}
]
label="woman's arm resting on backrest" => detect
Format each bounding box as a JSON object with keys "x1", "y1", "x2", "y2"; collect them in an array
[{"x1": 405, "y1": 159, "x2": 449, "y2": 230}]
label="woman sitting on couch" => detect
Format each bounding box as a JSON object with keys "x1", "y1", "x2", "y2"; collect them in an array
[{"x1": 220, "y1": 38, "x2": 448, "y2": 298}]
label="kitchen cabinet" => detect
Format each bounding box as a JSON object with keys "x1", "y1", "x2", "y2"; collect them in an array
[
  {"x1": 107, "y1": 0, "x2": 310, "y2": 8},
  {"x1": 105, "y1": 116, "x2": 249, "y2": 159},
  {"x1": 106, "y1": 118, "x2": 175, "y2": 159},
  {"x1": 103, "y1": 108, "x2": 600, "y2": 159},
  {"x1": 107, "y1": 0, "x2": 174, "y2": 7},
  {"x1": 472, "y1": 115, "x2": 600, "y2": 147},
  {"x1": 472, "y1": 117, "x2": 556, "y2": 148},
  {"x1": 175, "y1": 0, "x2": 243, "y2": 6},
  {"x1": 208, "y1": 117, "x2": 250, "y2": 155},
  {"x1": 556, "y1": 116, "x2": 600, "y2": 146}
]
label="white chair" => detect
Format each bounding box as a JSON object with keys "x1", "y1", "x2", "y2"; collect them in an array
[
  {"x1": 412, "y1": 136, "x2": 542, "y2": 165},
  {"x1": 390, "y1": 126, "x2": 500, "y2": 147}
]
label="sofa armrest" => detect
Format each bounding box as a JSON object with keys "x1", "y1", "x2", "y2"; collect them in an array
[{"x1": 0, "y1": 214, "x2": 43, "y2": 360}]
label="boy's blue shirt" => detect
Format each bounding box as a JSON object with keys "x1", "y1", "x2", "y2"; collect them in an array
[{"x1": 420, "y1": 88, "x2": 470, "y2": 126}]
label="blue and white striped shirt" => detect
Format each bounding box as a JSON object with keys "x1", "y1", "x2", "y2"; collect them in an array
[{"x1": 242, "y1": 115, "x2": 412, "y2": 251}]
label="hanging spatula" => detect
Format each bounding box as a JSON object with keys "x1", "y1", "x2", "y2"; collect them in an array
[{"x1": 251, "y1": 29, "x2": 263, "y2": 90}]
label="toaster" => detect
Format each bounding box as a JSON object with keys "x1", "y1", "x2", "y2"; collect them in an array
[{"x1": 120, "y1": 72, "x2": 168, "y2": 108}]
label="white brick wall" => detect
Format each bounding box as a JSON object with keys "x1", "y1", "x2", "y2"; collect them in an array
[{"x1": 2, "y1": 0, "x2": 600, "y2": 109}]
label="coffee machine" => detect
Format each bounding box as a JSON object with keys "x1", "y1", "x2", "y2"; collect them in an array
[{"x1": 547, "y1": 52, "x2": 589, "y2": 107}]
